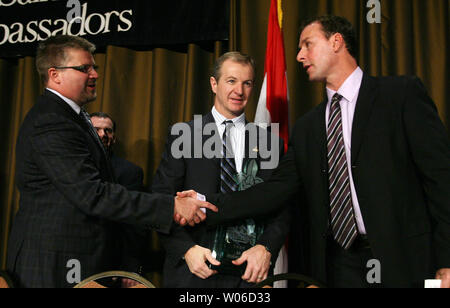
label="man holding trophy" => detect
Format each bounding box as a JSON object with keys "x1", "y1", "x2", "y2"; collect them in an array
[{"x1": 152, "y1": 52, "x2": 291, "y2": 288}]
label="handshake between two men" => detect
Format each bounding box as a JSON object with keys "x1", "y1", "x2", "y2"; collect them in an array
[{"x1": 174, "y1": 190, "x2": 215, "y2": 226}]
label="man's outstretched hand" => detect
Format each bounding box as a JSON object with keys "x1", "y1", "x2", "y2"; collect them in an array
[
  {"x1": 176, "y1": 190, "x2": 198, "y2": 199},
  {"x1": 174, "y1": 191, "x2": 218, "y2": 226}
]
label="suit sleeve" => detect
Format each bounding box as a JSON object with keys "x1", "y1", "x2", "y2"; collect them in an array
[
  {"x1": 256, "y1": 137, "x2": 292, "y2": 264},
  {"x1": 151, "y1": 129, "x2": 197, "y2": 267},
  {"x1": 207, "y1": 127, "x2": 302, "y2": 227},
  {"x1": 30, "y1": 113, "x2": 174, "y2": 234},
  {"x1": 403, "y1": 77, "x2": 450, "y2": 269}
]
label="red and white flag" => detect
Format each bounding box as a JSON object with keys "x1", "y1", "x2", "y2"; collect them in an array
[{"x1": 254, "y1": 0, "x2": 289, "y2": 288}]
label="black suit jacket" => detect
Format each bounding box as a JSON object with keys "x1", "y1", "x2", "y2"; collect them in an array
[
  {"x1": 7, "y1": 90, "x2": 174, "y2": 288},
  {"x1": 207, "y1": 75, "x2": 450, "y2": 287},
  {"x1": 152, "y1": 113, "x2": 291, "y2": 288},
  {"x1": 109, "y1": 154, "x2": 150, "y2": 274},
  {"x1": 110, "y1": 154, "x2": 144, "y2": 192}
]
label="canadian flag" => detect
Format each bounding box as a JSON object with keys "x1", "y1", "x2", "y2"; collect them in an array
[{"x1": 254, "y1": 0, "x2": 289, "y2": 288}]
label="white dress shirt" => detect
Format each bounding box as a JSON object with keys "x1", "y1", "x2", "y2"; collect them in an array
[
  {"x1": 46, "y1": 88, "x2": 81, "y2": 115},
  {"x1": 325, "y1": 67, "x2": 367, "y2": 235},
  {"x1": 211, "y1": 106, "x2": 246, "y2": 173}
]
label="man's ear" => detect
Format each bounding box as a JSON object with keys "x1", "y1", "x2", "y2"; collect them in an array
[
  {"x1": 210, "y1": 76, "x2": 218, "y2": 94},
  {"x1": 332, "y1": 33, "x2": 346, "y2": 52},
  {"x1": 48, "y1": 68, "x2": 61, "y2": 85}
]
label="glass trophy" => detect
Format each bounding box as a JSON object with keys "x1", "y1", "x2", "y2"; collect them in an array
[{"x1": 209, "y1": 159, "x2": 265, "y2": 276}]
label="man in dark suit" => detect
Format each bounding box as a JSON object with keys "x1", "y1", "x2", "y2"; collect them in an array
[
  {"x1": 90, "y1": 112, "x2": 144, "y2": 192},
  {"x1": 180, "y1": 16, "x2": 450, "y2": 288},
  {"x1": 90, "y1": 112, "x2": 151, "y2": 285},
  {"x1": 153, "y1": 52, "x2": 291, "y2": 287},
  {"x1": 6, "y1": 35, "x2": 216, "y2": 288}
]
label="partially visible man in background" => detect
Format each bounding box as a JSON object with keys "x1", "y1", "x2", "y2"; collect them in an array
[
  {"x1": 90, "y1": 112, "x2": 153, "y2": 286},
  {"x1": 91, "y1": 112, "x2": 167, "y2": 285},
  {"x1": 90, "y1": 112, "x2": 144, "y2": 192}
]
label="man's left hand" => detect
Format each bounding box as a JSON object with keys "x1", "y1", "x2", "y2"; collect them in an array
[{"x1": 232, "y1": 245, "x2": 271, "y2": 284}]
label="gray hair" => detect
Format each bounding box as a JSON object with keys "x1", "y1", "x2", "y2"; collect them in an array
[{"x1": 212, "y1": 51, "x2": 255, "y2": 82}]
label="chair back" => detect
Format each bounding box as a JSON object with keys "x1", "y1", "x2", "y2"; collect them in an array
[{"x1": 74, "y1": 270, "x2": 156, "y2": 288}]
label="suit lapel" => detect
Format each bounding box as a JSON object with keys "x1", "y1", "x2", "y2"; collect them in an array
[
  {"x1": 314, "y1": 100, "x2": 328, "y2": 170},
  {"x1": 43, "y1": 90, "x2": 115, "y2": 181},
  {"x1": 43, "y1": 90, "x2": 83, "y2": 126},
  {"x1": 351, "y1": 74, "x2": 378, "y2": 165},
  {"x1": 243, "y1": 120, "x2": 252, "y2": 172},
  {"x1": 202, "y1": 112, "x2": 221, "y2": 168},
  {"x1": 314, "y1": 100, "x2": 332, "y2": 212}
]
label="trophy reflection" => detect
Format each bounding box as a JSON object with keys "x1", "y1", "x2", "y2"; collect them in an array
[{"x1": 209, "y1": 160, "x2": 265, "y2": 276}]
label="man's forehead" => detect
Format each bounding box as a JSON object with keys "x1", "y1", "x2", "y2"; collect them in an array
[
  {"x1": 222, "y1": 60, "x2": 251, "y2": 70},
  {"x1": 220, "y1": 61, "x2": 254, "y2": 78},
  {"x1": 91, "y1": 116, "x2": 113, "y2": 127},
  {"x1": 299, "y1": 22, "x2": 325, "y2": 42}
]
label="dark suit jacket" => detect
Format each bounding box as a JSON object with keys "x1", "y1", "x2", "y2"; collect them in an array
[
  {"x1": 109, "y1": 154, "x2": 164, "y2": 275},
  {"x1": 152, "y1": 112, "x2": 291, "y2": 288},
  {"x1": 7, "y1": 90, "x2": 174, "y2": 288},
  {"x1": 207, "y1": 75, "x2": 450, "y2": 287},
  {"x1": 110, "y1": 154, "x2": 144, "y2": 192},
  {"x1": 109, "y1": 154, "x2": 148, "y2": 274}
]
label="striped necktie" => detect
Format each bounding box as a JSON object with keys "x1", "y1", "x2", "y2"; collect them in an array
[
  {"x1": 327, "y1": 93, "x2": 358, "y2": 249},
  {"x1": 220, "y1": 120, "x2": 238, "y2": 193}
]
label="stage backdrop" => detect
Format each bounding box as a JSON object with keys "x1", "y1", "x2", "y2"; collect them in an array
[
  {"x1": 0, "y1": 0, "x2": 448, "y2": 287},
  {"x1": 0, "y1": 0, "x2": 229, "y2": 57}
]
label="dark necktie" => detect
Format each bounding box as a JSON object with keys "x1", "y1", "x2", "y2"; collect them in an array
[
  {"x1": 327, "y1": 93, "x2": 358, "y2": 249},
  {"x1": 220, "y1": 120, "x2": 238, "y2": 193},
  {"x1": 79, "y1": 109, "x2": 107, "y2": 155},
  {"x1": 79, "y1": 109, "x2": 116, "y2": 183}
]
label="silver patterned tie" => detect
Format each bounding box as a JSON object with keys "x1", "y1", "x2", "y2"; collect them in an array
[{"x1": 220, "y1": 120, "x2": 238, "y2": 193}]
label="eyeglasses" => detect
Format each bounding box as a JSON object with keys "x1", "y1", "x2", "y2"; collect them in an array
[{"x1": 53, "y1": 64, "x2": 99, "y2": 74}]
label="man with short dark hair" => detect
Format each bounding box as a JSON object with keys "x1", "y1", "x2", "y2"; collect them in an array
[
  {"x1": 90, "y1": 112, "x2": 144, "y2": 191},
  {"x1": 184, "y1": 16, "x2": 450, "y2": 288},
  {"x1": 7, "y1": 35, "x2": 216, "y2": 288},
  {"x1": 90, "y1": 111, "x2": 148, "y2": 282}
]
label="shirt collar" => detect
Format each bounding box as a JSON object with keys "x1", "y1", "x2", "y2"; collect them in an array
[
  {"x1": 46, "y1": 88, "x2": 81, "y2": 115},
  {"x1": 211, "y1": 106, "x2": 246, "y2": 127},
  {"x1": 326, "y1": 67, "x2": 363, "y2": 104}
]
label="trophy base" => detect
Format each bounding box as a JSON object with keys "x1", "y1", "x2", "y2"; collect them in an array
[{"x1": 209, "y1": 260, "x2": 246, "y2": 277}]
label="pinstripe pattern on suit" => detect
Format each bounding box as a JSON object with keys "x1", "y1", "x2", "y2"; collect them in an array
[{"x1": 7, "y1": 90, "x2": 174, "y2": 288}]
